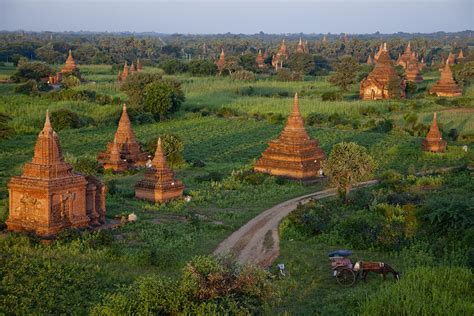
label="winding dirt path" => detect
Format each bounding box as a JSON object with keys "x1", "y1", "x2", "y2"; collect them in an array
[{"x1": 214, "y1": 180, "x2": 378, "y2": 266}]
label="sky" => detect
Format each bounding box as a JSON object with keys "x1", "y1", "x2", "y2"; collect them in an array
[{"x1": 0, "y1": 0, "x2": 473, "y2": 34}]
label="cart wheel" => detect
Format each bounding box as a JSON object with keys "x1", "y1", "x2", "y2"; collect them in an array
[{"x1": 336, "y1": 268, "x2": 356, "y2": 287}]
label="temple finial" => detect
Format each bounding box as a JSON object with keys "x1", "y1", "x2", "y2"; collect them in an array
[
  {"x1": 44, "y1": 110, "x2": 52, "y2": 130},
  {"x1": 292, "y1": 93, "x2": 300, "y2": 114}
]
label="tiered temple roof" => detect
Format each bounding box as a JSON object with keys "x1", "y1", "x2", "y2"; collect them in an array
[
  {"x1": 429, "y1": 60, "x2": 462, "y2": 97},
  {"x1": 457, "y1": 50, "x2": 464, "y2": 60},
  {"x1": 422, "y1": 113, "x2": 447, "y2": 152},
  {"x1": 254, "y1": 93, "x2": 326, "y2": 180},
  {"x1": 374, "y1": 43, "x2": 384, "y2": 62},
  {"x1": 135, "y1": 138, "x2": 184, "y2": 203},
  {"x1": 97, "y1": 104, "x2": 149, "y2": 171},
  {"x1": 447, "y1": 52, "x2": 456, "y2": 65},
  {"x1": 7, "y1": 111, "x2": 105, "y2": 237},
  {"x1": 61, "y1": 49, "x2": 77, "y2": 73},
  {"x1": 360, "y1": 43, "x2": 406, "y2": 100}
]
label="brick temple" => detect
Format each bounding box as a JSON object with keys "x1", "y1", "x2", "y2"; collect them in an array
[
  {"x1": 429, "y1": 60, "x2": 462, "y2": 97},
  {"x1": 296, "y1": 38, "x2": 308, "y2": 54},
  {"x1": 135, "y1": 138, "x2": 184, "y2": 203},
  {"x1": 48, "y1": 50, "x2": 81, "y2": 85},
  {"x1": 7, "y1": 111, "x2": 106, "y2": 237},
  {"x1": 254, "y1": 93, "x2": 326, "y2": 180},
  {"x1": 360, "y1": 43, "x2": 406, "y2": 100},
  {"x1": 256, "y1": 49, "x2": 266, "y2": 69},
  {"x1": 422, "y1": 113, "x2": 447, "y2": 153},
  {"x1": 396, "y1": 42, "x2": 423, "y2": 83},
  {"x1": 97, "y1": 104, "x2": 149, "y2": 171},
  {"x1": 272, "y1": 40, "x2": 289, "y2": 70}
]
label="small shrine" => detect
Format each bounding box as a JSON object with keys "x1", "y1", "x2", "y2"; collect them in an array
[
  {"x1": 7, "y1": 111, "x2": 106, "y2": 237},
  {"x1": 256, "y1": 49, "x2": 266, "y2": 69},
  {"x1": 254, "y1": 93, "x2": 326, "y2": 180},
  {"x1": 135, "y1": 138, "x2": 184, "y2": 203},
  {"x1": 422, "y1": 113, "x2": 447, "y2": 152},
  {"x1": 97, "y1": 104, "x2": 148, "y2": 171},
  {"x1": 48, "y1": 50, "x2": 81, "y2": 85},
  {"x1": 216, "y1": 49, "x2": 225, "y2": 75},
  {"x1": 429, "y1": 60, "x2": 462, "y2": 97}
]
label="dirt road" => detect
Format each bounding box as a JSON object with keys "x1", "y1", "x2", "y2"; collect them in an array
[{"x1": 214, "y1": 180, "x2": 378, "y2": 266}]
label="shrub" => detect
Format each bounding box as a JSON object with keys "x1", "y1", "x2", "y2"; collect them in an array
[
  {"x1": 276, "y1": 68, "x2": 302, "y2": 81},
  {"x1": 360, "y1": 266, "x2": 474, "y2": 315},
  {"x1": 50, "y1": 109, "x2": 83, "y2": 131},
  {"x1": 65, "y1": 155, "x2": 102, "y2": 175},
  {"x1": 0, "y1": 113, "x2": 14, "y2": 140},
  {"x1": 120, "y1": 72, "x2": 163, "y2": 105},
  {"x1": 61, "y1": 75, "x2": 81, "y2": 88},
  {"x1": 144, "y1": 79, "x2": 185, "y2": 120},
  {"x1": 321, "y1": 91, "x2": 343, "y2": 101},
  {"x1": 160, "y1": 57, "x2": 188, "y2": 74},
  {"x1": 146, "y1": 134, "x2": 186, "y2": 168},
  {"x1": 217, "y1": 107, "x2": 239, "y2": 118},
  {"x1": 14, "y1": 79, "x2": 40, "y2": 95},
  {"x1": 306, "y1": 113, "x2": 328, "y2": 126},
  {"x1": 11, "y1": 61, "x2": 54, "y2": 82},
  {"x1": 188, "y1": 59, "x2": 217, "y2": 76},
  {"x1": 230, "y1": 70, "x2": 256, "y2": 81}
]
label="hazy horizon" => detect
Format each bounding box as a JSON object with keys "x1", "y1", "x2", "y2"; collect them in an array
[{"x1": 1, "y1": 0, "x2": 473, "y2": 34}]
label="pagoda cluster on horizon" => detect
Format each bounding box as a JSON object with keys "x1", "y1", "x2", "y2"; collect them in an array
[
  {"x1": 7, "y1": 111, "x2": 106, "y2": 238},
  {"x1": 360, "y1": 43, "x2": 406, "y2": 100},
  {"x1": 254, "y1": 93, "x2": 326, "y2": 180},
  {"x1": 271, "y1": 39, "x2": 310, "y2": 71},
  {"x1": 395, "y1": 42, "x2": 424, "y2": 83},
  {"x1": 48, "y1": 50, "x2": 81, "y2": 85},
  {"x1": 118, "y1": 59, "x2": 142, "y2": 82}
]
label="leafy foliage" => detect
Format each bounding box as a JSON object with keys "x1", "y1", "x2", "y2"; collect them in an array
[
  {"x1": 144, "y1": 79, "x2": 185, "y2": 120},
  {"x1": 324, "y1": 142, "x2": 375, "y2": 198},
  {"x1": 11, "y1": 61, "x2": 54, "y2": 82},
  {"x1": 120, "y1": 72, "x2": 163, "y2": 105},
  {"x1": 50, "y1": 108, "x2": 83, "y2": 131},
  {"x1": 328, "y1": 55, "x2": 360, "y2": 91}
]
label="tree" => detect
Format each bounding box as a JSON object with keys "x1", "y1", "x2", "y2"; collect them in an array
[
  {"x1": 288, "y1": 53, "x2": 315, "y2": 75},
  {"x1": 452, "y1": 61, "x2": 474, "y2": 88},
  {"x1": 146, "y1": 134, "x2": 186, "y2": 168},
  {"x1": 222, "y1": 56, "x2": 242, "y2": 75},
  {"x1": 160, "y1": 57, "x2": 188, "y2": 75},
  {"x1": 324, "y1": 142, "x2": 375, "y2": 200},
  {"x1": 120, "y1": 72, "x2": 163, "y2": 105},
  {"x1": 187, "y1": 59, "x2": 216, "y2": 76},
  {"x1": 50, "y1": 108, "x2": 83, "y2": 131},
  {"x1": 328, "y1": 55, "x2": 360, "y2": 91},
  {"x1": 11, "y1": 61, "x2": 54, "y2": 82},
  {"x1": 144, "y1": 80, "x2": 184, "y2": 120},
  {"x1": 239, "y1": 53, "x2": 257, "y2": 72},
  {"x1": 387, "y1": 78, "x2": 402, "y2": 99}
]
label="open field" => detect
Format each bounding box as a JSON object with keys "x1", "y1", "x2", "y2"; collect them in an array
[{"x1": 0, "y1": 62, "x2": 472, "y2": 314}]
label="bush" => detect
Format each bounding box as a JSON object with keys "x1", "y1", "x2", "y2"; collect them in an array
[
  {"x1": 146, "y1": 134, "x2": 186, "y2": 168},
  {"x1": 188, "y1": 59, "x2": 217, "y2": 76},
  {"x1": 276, "y1": 68, "x2": 302, "y2": 81},
  {"x1": 120, "y1": 72, "x2": 163, "y2": 105},
  {"x1": 144, "y1": 79, "x2": 185, "y2": 120},
  {"x1": 61, "y1": 75, "x2": 81, "y2": 88},
  {"x1": 0, "y1": 113, "x2": 15, "y2": 140},
  {"x1": 360, "y1": 266, "x2": 474, "y2": 315},
  {"x1": 65, "y1": 154, "x2": 102, "y2": 175},
  {"x1": 306, "y1": 113, "x2": 328, "y2": 126},
  {"x1": 11, "y1": 61, "x2": 54, "y2": 82},
  {"x1": 50, "y1": 109, "x2": 83, "y2": 131},
  {"x1": 230, "y1": 70, "x2": 256, "y2": 81},
  {"x1": 160, "y1": 57, "x2": 188, "y2": 75},
  {"x1": 217, "y1": 107, "x2": 239, "y2": 118},
  {"x1": 321, "y1": 91, "x2": 343, "y2": 101},
  {"x1": 92, "y1": 255, "x2": 276, "y2": 315},
  {"x1": 14, "y1": 79, "x2": 40, "y2": 95}
]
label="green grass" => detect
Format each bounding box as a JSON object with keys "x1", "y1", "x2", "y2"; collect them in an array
[{"x1": 0, "y1": 63, "x2": 472, "y2": 314}]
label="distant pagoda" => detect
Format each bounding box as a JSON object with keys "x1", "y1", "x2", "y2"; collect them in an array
[
  {"x1": 216, "y1": 49, "x2": 225, "y2": 75},
  {"x1": 360, "y1": 43, "x2": 406, "y2": 100},
  {"x1": 446, "y1": 52, "x2": 456, "y2": 65},
  {"x1": 396, "y1": 42, "x2": 423, "y2": 83},
  {"x1": 429, "y1": 60, "x2": 462, "y2": 97},
  {"x1": 135, "y1": 138, "x2": 184, "y2": 203},
  {"x1": 7, "y1": 111, "x2": 105, "y2": 237},
  {"x1": 272, "y1": 40, "x2": 289, "y2": 70},
  {"x1": 296, "y1": 38, "x2": 308, "y2": 54},
  {"x1": 256, "y1": 49, "x2": 266, "y2": 69},
  {"x1": 367, "y1": 55, "x2": 373, "y2": 65},
  {"x1": 118, "y1": 59, "x2": 142, "y2": 82},
  {"x1": 118, "y1": 61, "x2": 129, "y2": 82},
  {"x1": 48, "y1": 50, "x2": 81, "y2": 85},
  {"x1": 137, "y1": 58, "x2": 143, "y2": 72},
  {"x1": 422, "y1": 113, "x2": 447, "y2": 153},
  {"x1": 97, "y1": 104, "x2": 148, "y2": 171},
  {"x1": 254, "y1": 93, "x2": 325, "y2": 180}
]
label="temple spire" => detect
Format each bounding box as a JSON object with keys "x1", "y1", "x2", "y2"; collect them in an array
[
  {"x1": 152, "y1": 138, "x2": 168, "y2": 169},
  {"x1": 292, "y1": 93, "x2": 300, "y2": 114},
  {"x1": 43, "y1": 109, "x2": 52, "y2": 131}
]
